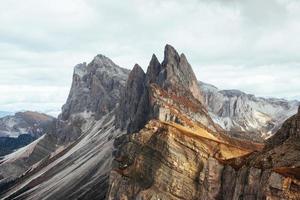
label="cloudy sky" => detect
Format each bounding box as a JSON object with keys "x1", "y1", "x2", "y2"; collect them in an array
[{"x1": 1, "y1": 0, "x2": 300, "y2": 116}]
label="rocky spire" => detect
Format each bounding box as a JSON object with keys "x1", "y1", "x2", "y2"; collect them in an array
[
  {"x1": 116, "y1": 64, "x2": 150, "y2": 133},
  {"x1": 146, "y1": 54, "x2": 162, "y2": 84},
  {"x1": 148, "y1": 44, "x2": 204, "y2": 103},
  {"x1": 116, "y1": 45, "x2": 211, "y2": 134}
]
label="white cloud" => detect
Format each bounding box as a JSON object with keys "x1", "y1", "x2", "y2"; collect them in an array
[{"x1": 0, "y1": 0, "x2": 300, "y2": 115}]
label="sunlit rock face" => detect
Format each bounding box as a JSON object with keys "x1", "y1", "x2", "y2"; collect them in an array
[{"x1": 107, "y1": 46, "x2": 300, "y2": 200}]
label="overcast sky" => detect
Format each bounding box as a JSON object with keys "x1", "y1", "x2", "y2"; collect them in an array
[{"x1": 1, "y1": 0, "x2": 300, "y2": 116}]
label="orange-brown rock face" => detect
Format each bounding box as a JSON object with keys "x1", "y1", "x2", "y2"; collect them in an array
[
  {"x1": 107, "y1": 46, "x2": 300, "y2": 200},
  {"x1": 107, "y1": 119, "x2": 263, "y2": 200},
  {"x1": 107, "y1": 105, "x2": 300, "y2": 200}
]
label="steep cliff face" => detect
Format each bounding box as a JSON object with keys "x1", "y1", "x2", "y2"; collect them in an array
[
  {"x1": 0, "y1": 55, "x2": 129, "y2": 200},
  {"x1": 199, "y1": 81, "x2": 299, "y2": 141},
  {"x1": 116, "y1": 45, "x2": 211, "y2": 134},
  {"x1": 116, "y1": 64, "x2": 149, "y2": 133},
  {"x1": 107, "y1": 46, "x2": 300, "y2": 200},
  {"x1": 221, "y1": 106, "x2": 300, "y2": 200},
  {"x1": 61, "y1": 54, "x2": 129, "y2": 121},
  {"x1": 107, "y1": 120, "x2": 264, "y2": 200},
  {"x1": 148, "y1": 45, "x2": 204, "y2": 104},
  {"x1": 106, "y1": 45, "x2": 266, "y2": 199},
  {"x1": 54, "y1": 55, "x2": 129, "y2": 144}
]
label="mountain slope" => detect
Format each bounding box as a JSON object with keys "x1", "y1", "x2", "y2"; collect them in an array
[
  {"x1": 0, "y1": 112, "x2": 54, "y2": 157},
  {"x1": 0, "y1": 112, "x2": 54, "y2": 138},
  {"x1": 0, "y1": 55, "x2": 129, "y2": 200},
  {"x1": 199, "y1": 81, "x2": 299, "y2": 141}
]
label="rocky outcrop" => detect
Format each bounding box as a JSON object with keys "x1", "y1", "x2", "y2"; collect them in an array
[
  {"x1": 116, "y1": 44, "x2": 211, "y2": 134},
  {"x1": 56, "y1": 55, "x2": 129, "y2": 144},
  {"x1": 266, "y1": 105, "x2": 300, "y2": 148},
  {"x1": 221, "y1": 105, "x2": 300, "y2": 200},
  {"x1": 107, "y1": 46, "x2": 300, "y2": 200},
  {"x1": 199, "y1": 81, "x2": 299, "y2": 141},
  {"x1": 148, "y1": 45, "x2": 204, "y2": 104},
  {"x1": 61, "y1": 55, "x2": 129, "y2": 121},
  {"x1": 107, "y1": 119, "x2": 263, "y2": 200},
  {"x1": 116, "y1": 64, "x2": 149, "y2": 133},
  {"x1": 108, "y1": 103, "x2": 300, "y2": 200}
]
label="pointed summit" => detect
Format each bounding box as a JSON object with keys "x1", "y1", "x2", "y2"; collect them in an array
[
  {"x1": 90, "y1": 54, "x2": 117, "y2": 70},
  {"x1": 129, "y1": 64, "x2": 145, "y2": 81},
  {"x1": 116, "y1": 45, "x2": 211, "y2": 134},
  {"x1": 61, "y1": 54, "x2": 129, "y2": 121},
  {"x1": 116, "y1": 63, "x2": 149, "y2": 133},
  {"x1": 146, "y1": 54, "x2": 162, "y2": 84},
  {"x1": 163, "y1": 44, "x2": 180, "y2": 65},
  {"x1": 160, "y1": 44, "x2": 204, "y2": 103}
]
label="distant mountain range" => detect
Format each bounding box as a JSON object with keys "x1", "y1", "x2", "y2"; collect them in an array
[
  {"x1": 199, "y1": 81, "x2": 299, "y2": 141},
  {"x1": 0, "y1": 111, "x2": 54, "y2": 156}
]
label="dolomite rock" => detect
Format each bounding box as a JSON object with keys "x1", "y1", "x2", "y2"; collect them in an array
[
  {"x1": 61, "y1": 55, "x2": 129, "y2": 121},
  {"x1": 199, "y1": 81, "x2": 299, "y2": 141}
]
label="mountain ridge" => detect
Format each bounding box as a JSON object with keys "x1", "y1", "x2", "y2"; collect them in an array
[
  {"x1": 0, "y1": 45, "x2": 299, "y2": 200},
  {"x1": 199, "y1": 81, "x2": 299, "y2": 141}
]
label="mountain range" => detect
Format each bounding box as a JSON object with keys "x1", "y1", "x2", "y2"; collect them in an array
[
  {"x1": 200, "y1": 81, "x2": 299, "y2": 141},
  {"x1": 0, "y1": 45, "x2": 299, "y2": 200},
  {"x1": 0, "y1": 112, "x2": 54, "y2": 157}
]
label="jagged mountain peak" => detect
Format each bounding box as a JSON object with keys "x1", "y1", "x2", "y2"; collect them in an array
[
  {"x1": 61, "y1": 54, "x2": 130, "y2": 122},
  {"x1": 116, "y1": 63, "x2": 148, "y2": 133},
  {"x1": 146, "y1": 54, "x2": 161, "y2": 84},
  {"x1": 130, "y1": 64, "x2": 145, "y2": 78},
  {"x1": 146, "y1": 44, "x2": 204, "y2": 103},
  {"x1": 161, "y1": 44, "x2": 204, "y2": 103},
  {"x1": 163, "y1": 44, "x2": 180, "y2": 64},
  {"x1": 92, "y1": 54, "x2": 116, "y2": 66},
  {"x1": 116, "y1": 45, "x2": 216, "y2": 134}
]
